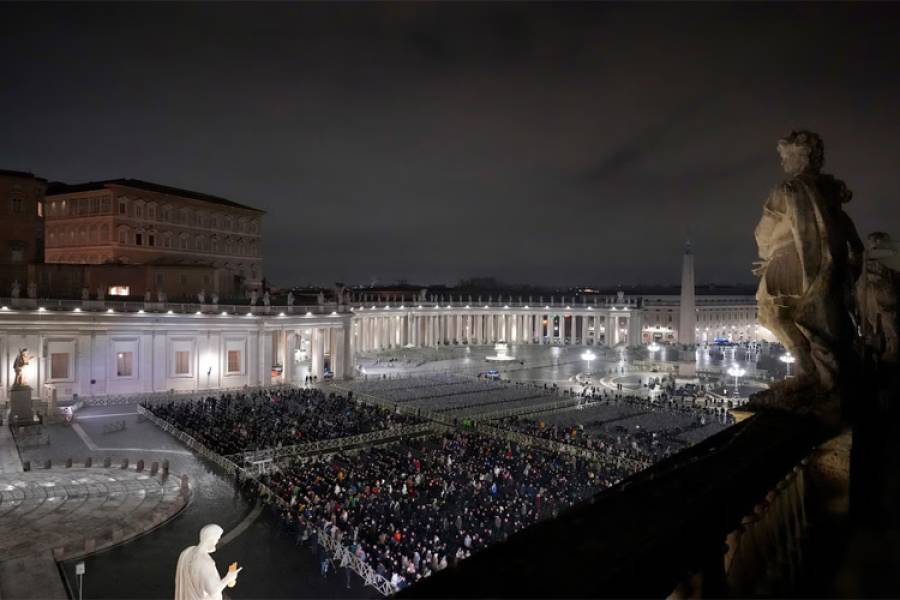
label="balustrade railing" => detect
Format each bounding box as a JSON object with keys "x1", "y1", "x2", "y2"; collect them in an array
[{"x1": 0, "y1": 297, "x2": 349, "y2": 316}]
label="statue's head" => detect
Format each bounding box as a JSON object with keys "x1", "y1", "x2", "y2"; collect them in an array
[
  {"x1": 777, "y1": 130, "x2": 824, "y2": 175},
  {"x1": 198, "y1": 524, "x2": 224, "y2": 553}
]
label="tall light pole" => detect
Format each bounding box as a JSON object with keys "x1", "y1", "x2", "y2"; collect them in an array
[
  {"x1": 779, "y1": 352, "x2": 796, "y2": 378},
  {"x1": 727, "y1": 365, "x2": 746, "y2": 395}
]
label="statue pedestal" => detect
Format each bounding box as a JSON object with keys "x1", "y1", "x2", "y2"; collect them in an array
[{"x1": 9, "y1": 385, "x2": 34, "y2": 423}]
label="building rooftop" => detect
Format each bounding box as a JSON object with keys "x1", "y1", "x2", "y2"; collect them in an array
[
  {"x1": 0, "y1": 168, "x2": 47, "y2": 182},
  {"x1": 46, "y1": 178, "x2": 264, "y2": 213}
]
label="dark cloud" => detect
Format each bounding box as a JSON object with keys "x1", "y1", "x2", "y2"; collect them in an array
[{"x1": 0, "y1": 2, "x2": 897, "y2": 288}]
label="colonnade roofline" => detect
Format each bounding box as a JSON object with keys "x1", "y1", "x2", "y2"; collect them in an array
[
  {"x1": 351, "y1": 302, "x2": 637, "y2": 312},
  {"x1": 0, "y1": 296, "x2": 351, "y2": 318}
]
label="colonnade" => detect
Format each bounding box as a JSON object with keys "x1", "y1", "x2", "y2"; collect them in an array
[
  {"x1": 352, "y1": 308, "x2": 643, "y2": 352},
  {"x1": 272, "y1": 324, "x2": 352, "y2": 382}
]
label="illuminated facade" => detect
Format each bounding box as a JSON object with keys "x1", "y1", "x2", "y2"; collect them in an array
[{"x1": 44, "y1": 179, "x2": 264, "y2": 291}]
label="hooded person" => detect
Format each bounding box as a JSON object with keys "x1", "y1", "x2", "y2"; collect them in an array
[{"x1": 175, "y1": 524, "x2": 241, "y2": 600}]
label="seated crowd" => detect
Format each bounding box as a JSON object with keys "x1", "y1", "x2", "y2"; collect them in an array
[
  {"x1": 496, "y1": 389, "x2": 735, "y2": 465},
  {"x1": 261, "y1": 432, "x2": 609, "y2": 590},
  {"x1": 142, "y1": 388, "x2": 418, "y2": 456}
]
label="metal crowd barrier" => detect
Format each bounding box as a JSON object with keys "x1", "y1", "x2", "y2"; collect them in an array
[
  {"x1": 135, "y1": 404, "x2": 397, "y2": 596},
  {"x1": 231, "y1": 422, "x2": 439, "y2": 463},
  {"x1": 85, "y1": 384, "x2": 294, "y2": 408}
]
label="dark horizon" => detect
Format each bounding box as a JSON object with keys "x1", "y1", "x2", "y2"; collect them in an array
[{"x1": 2, "y1": 2, "x2": 898, "y2": 288}]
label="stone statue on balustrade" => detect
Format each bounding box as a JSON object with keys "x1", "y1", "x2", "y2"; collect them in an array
[
  {"x1": 175, "y1": 524, "x2": 241, "y2": 600},
  {"x1": 11, "y1": 280, "x2": 20, "y2": 298},
  {"x1": 82, "y1": 287, "x2": 91, "y2": 302},
  {"x1": 263, "y1": 291, "x2": 270, "y2": 307},
  {"x1": 27, "y1": 281, "x2": 37, "y2": 299},
  {"x1": 250, "y1": 290, "x2": 258, "y2": 306},
  {"x1": 144, "y1": 290, "x2": 151, "y2": 303},
  {"x1": 749, "y1": 131, "x2": 864, "y2": 416},
  {"x1": 287, "y1": 292, "x2": 294, "y2": 307},
  {"x1": 96, "y1": 287, "x2": 105, "y2": 301},
  {"x1": 211, "y1": 293, "x2": 219, "y2": 306},
  {"x1": 317, "y1": 291, "x2": 324, "y2": 305},
  {"x1": 856, "y1": 232, "x2": 899, "y2": 369},
  {"x1": 198, "y1": 289, "x2": 206, "y2": 304},
  {"x1": 158, "y1": 289, "x2": 167, "y2": 303},
  {"x1": 13, "y1": 348, "x2": 31, "y2": 387}
]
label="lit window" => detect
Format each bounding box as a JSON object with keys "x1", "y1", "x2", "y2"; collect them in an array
[
  {"x1": 37, "y1": 201, "x2": 44, "y2": 218},
  {"x1": 116, "y1": 352, "x2": 133, "y2": 377},
  {"x1": 50, "y1": 353, "x2": 69, "y2": 380},
  {"x1": 227, "y1": 350, "x2": 242, "y2": 374},
  {"x1": 108, "y1": 286, "x2": 130, "y2": 296},
  {"x1": 175, "y1": 351, "x2": 191, "y2": 375}
]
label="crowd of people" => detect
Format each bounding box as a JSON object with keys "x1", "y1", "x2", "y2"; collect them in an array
[
  {"x1": 259, "y1": 431, "x2": 607, "y2": 590},
  {"x1": 496, "y1": 390, "x2": 734, "y2": 465},
  {"x1": 142, "y1": 387, "x2": 419, "y2": 456},
  {"x1": 143, "y1": 373, "x2": 740, "y2": 593}
]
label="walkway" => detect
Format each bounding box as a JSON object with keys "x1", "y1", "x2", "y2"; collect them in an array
[
  {"x1": 0, "y1": 466, "x2": 187, "y2": 561},
  {"x1": 0, "y1": 465, "x2": 187, "y2": 599},
  {"x1": 0, "y1": 413, "x2": 23, "y2": 474}
]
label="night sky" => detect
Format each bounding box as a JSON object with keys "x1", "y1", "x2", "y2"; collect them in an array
[{"x1": 1, "y1": 3, "x2": 897, "y2": 288}]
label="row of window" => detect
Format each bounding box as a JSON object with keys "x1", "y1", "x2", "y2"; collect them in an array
[
  {"x1": 8, "y1": 196, "x2": 43, "y2": 216},
  {"x1": 46, "y1": 224, "x2": 261, "y2": 256},
  {"x1": 46, "y1": 196, "x2": 260, "y2": 234},
  {"x1": 44, "y1": 254, "x2": 258, "y2": 280},
  {"x1": 48, "y1": 350, "x2": 244, "y2": 380}
]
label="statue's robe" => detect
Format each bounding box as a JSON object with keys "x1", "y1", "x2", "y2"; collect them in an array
[
  {"x1": 175, "y1": 546, "x2": 223, "y2": 600},
  {"x1": 755, "y1": 172, "x2": 862, "y2": 389}
]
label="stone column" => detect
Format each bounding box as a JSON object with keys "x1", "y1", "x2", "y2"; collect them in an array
[
  {"x1": 311, "y1": 327, "x2": 325, "y2": 379},
  {"x1": 334, "y1": 326, "x2": 346, "y2": 379},
  {"x1": 581, "y1": 314, "x2": 589, "y2": 346}
]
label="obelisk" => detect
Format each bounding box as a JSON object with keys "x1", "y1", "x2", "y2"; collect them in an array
[{"x1": 678, "y1": 241, "x2": 696, "y2": 346}]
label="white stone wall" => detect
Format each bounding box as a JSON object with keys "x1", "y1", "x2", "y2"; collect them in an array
[{"x1": 0, "y1": 310, "x2": 352, "y2": 402}]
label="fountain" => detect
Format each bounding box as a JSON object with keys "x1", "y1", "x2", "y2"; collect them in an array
[{"x1": 486, "y1": 342, "x2": 516, "y2": 362}]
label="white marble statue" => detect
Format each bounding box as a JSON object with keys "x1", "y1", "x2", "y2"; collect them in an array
[
  {"x1": 262, "y1": 291, "x2": 270, "y2": 307},
  {"x1": 82, "y1": 287, "x2": 91, "y2": 301},
  {"x1": 175, "y1": 524, "x2": 241, "y2": 600},
  {"x1": 27, "y1": 281, "x2": 37, "y2": 299},
  {"x1": 211, "y1": 293, "x2": 219, "y2": 305},
  {"x1": 286, "y1": 291, "x2": 294, "y2": 307},
  {"x1": 250, "y1": 290, "x2": 258, "y2": 306},
  {"x1": 11, "y1": 280, "x2": 20, "y2": 299},
  {"x1": 198, "y1": 289, "x2": 206, "y2": 304}
]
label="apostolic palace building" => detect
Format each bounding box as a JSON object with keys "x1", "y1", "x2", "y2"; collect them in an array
[{"x1": 0, "y1": 168, "x2": 770, "y2": 407}]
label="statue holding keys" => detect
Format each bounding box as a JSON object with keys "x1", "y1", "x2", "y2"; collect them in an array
[{"x1": 175, "y1": 524, "x2": 241, "y2": 600}]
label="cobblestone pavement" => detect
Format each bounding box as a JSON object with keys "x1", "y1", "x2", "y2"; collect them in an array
[
  {"x1": 13, "y1": 405, "x2": 373, "y2": 598},
  {"x1": 0, "y1": 466, "x2": 187, "y2": 561}
]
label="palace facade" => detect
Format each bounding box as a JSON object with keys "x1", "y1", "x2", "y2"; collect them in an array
[{"x1": 44, "y1": 179, "x2": 264, "y2": 291}]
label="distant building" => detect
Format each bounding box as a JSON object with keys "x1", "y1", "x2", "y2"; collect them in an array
[
  {"x1": 44, "y1": 179, "x2": 265, "y2": 293},
  {"x1": 0, "y1": 170, "x2": 48, "y2": 294},
  {"x1": 0, "y1": 169, "x2": 47, "y2": 266}
]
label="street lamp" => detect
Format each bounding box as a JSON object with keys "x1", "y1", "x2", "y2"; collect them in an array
[
  {"x1": 779, "y1": 352, "x2": 796, "y2": 378},
  {"x1": 727, "y1": 365, "x2": 746, "y2": 394},
  {"x1": 648, "y1": 342, "x2": 661, "y2": 354}
]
